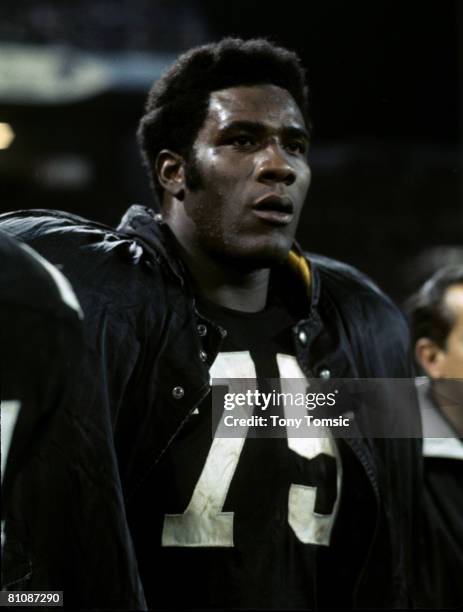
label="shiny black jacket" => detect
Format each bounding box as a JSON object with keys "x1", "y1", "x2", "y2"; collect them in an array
[{"x1": 0, "y1": 205, "x2": 422, "y2": 610}]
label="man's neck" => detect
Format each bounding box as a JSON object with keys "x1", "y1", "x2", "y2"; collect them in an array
[
  {"x1": 432, "y1": 380, "x2": 463, "y2": 437},
  {"x1": 171, "y1": 236, "x2": 271, "y2": 313},
  {"x1": 438, "y1": 402, "x2": 463, "y2": 438},
  {"x1": 198, "y1": 271, "x2": 270, "y2": 312}
]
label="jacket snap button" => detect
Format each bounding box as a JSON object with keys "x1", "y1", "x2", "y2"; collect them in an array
[
  {"x1": 220, "y1": 328, "x2": 228, "y2": 338},
  {"x1": 318, "y1": 368, "x2": 331, "y2": 380},
  {"x1": 298, "y1": 330, "x2": 307, "y2": 345},
  {"x1": 172, "y1": 386, "x2": 185, "y2": 399},
  {"x1": 128, "y1": 241, "x2": 143, "y2": 263},
  {"x1": 199, "y1": 350, "x2": 207, "y2": 362},
  {"x1": 197, "y1": 324, "x2": 207, "y2": 337}
]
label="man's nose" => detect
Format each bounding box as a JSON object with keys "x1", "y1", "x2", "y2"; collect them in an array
[{"x1": 256, "y1": 144, "x2": 296, "y2": 186}]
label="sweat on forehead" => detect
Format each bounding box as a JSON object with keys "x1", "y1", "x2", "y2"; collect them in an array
[
  {"x1": 211, "y1": 84, "x2": 299, "y2": 110},
  {"x1": 205, "y1": 85, "x2": 307, "y2": 130}
]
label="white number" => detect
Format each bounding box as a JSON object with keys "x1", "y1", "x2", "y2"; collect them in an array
[
  {"x1": 277, "y1": 354, "x2": 342, "y2": 545},
  {"x1": 0, "y1": 399, "x2": 21, "y2": 483},
  {"x1": 162, "y1": 352, "x2": 340, "y2": 547},
  {"x1": 162, "y1": 353, "x2": 255, "y2": 547}
]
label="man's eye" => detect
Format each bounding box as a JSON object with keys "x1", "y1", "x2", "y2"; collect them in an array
[
  {"x1": 286, "y1": 141, "x2": 306, "y2": 154},
  {"x1": 231, "y1": 135, "x2": 255, "y2": 147}
]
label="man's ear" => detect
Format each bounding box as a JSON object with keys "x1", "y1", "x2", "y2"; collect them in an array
[
  {"x1": 415, "y1": 337, "x2": 445, "y2": 379},
  {"x1": 155, "y1": 150, "x2": 185, "y2": 201}
]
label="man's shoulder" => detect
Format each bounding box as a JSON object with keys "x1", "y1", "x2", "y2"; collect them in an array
[
  {"x1": 307, "y1": 251, "x2": 396, "y2": 310},
  {"x1": 306, "y1": 251, "x2": 410, "y2": 349},
  {"x1": 0, "y1": 208, "x2": 130, "y2": 251},
  {"x1": 0, "y1": 228, "x2": 83, "y2": 323},
  {"x1": 306, "y1": 252, "x2": 414, "y2": 376},
  {"x1": 0, "y1": 209, "x2": 168, "y2": 307}
]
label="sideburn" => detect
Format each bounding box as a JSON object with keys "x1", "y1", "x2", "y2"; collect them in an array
[{"x1": 184, "y1": 149, "x2": 204, "y2": 192}]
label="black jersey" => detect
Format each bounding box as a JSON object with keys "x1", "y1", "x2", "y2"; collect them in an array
[{"x1": 128, "y1": 295, "x2": 372, "y2": 610}]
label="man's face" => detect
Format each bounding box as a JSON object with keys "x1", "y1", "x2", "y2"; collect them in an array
[
  {"x1": 437, "y1": 284, "x2": 463, "y2": 379},
  {"x1": 425, "y1": 283, "x2": 463, "y2": 436},
  {"x1": 177, "y1": 84, "x2": 311, "y2": 268}
]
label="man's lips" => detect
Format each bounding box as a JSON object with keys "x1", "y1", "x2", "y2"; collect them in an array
[{"x1": 251, "y1": 194, "x2": 294, "y2": 226}]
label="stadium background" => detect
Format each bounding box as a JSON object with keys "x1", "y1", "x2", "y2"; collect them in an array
[{"x1": 0, "y1": 0, "x2": 461, "y2": 301}]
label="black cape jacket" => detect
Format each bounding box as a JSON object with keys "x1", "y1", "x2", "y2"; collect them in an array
[{"x1": 0, "y1": 205, "x2": 423, "y2": 610}]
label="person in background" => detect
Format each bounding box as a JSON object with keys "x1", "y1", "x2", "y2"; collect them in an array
[
  {"x1": 406, "y1": 265, "x2": 463, "y2": 609},
  {"x1": 1, "y1": 230, "x2": 82, "y2": 587},
  {"x1": 1, "y1": 232, "x2": 145, "y2": 609}
]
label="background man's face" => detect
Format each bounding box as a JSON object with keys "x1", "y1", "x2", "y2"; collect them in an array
[
  {"x1": 180, "y1": 84, "x2": 311, "y2": 268},
  {"x1": 424, "y1": 283, "x2": 463, "y2": 435},
  {"x1": 437, "y1": 284, "x2": 463, "y2": 379}
]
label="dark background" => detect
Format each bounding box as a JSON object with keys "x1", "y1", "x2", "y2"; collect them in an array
[{"x1": 0, "y1": 0, "x2": 461, "y2": 301}]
